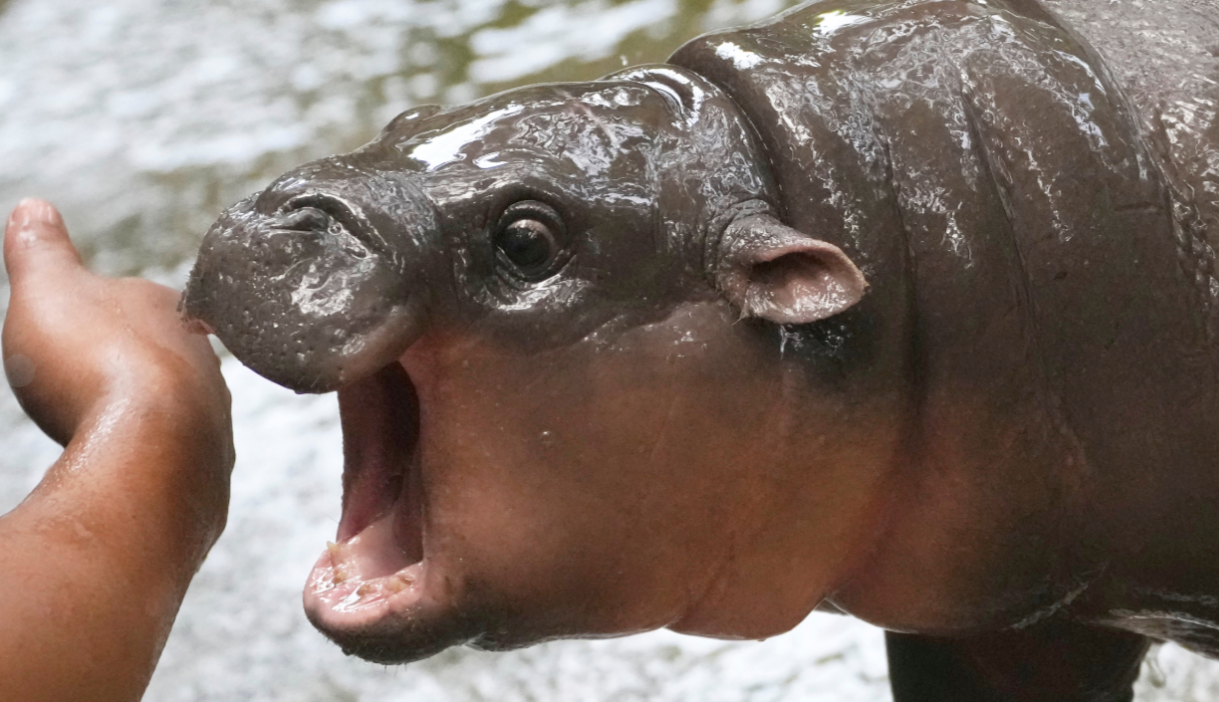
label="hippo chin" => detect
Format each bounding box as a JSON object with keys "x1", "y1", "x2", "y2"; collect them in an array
[{"x1": 184, "y1": 0, "x2": 1219, "y2": 697}]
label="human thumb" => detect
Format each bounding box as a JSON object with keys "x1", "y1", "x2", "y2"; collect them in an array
[{"x1": 4, "y1": 198, "x2": 85, "y2": 286}]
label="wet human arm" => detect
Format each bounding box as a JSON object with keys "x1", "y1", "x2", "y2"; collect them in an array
[{"x1": 0, "y1": 199, "x2": 234, "y2": 702}]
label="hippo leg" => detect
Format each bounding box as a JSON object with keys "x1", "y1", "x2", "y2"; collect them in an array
[{"x1": 885, "y1": 619, "x2": 1150, "y2": 702}]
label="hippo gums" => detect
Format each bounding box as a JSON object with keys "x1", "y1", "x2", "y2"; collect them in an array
[{"x1": 182, "y1": 0, "x2": 1219, "y2": 698}]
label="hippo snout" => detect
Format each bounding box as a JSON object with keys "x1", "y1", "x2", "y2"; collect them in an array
[{"x1": 183, "y1": 180, "x2": 432, "y2": 394}]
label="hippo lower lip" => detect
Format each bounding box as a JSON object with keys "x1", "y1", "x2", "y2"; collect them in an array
[{"x1": 303, "y1": 362, "x2": 440, "y2": 652}]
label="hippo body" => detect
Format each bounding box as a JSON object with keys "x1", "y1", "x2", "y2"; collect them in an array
[{"x1": 184, "y1": 0, "x2": 1219, "y2": 699}]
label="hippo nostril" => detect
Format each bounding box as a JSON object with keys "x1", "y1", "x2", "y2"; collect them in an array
[
  {"x1": 277, "y1": 206, "x2": 333, "y2": 233},
  {"x1": 280, "y1": 193, "x2": 382, "y2": 252}
]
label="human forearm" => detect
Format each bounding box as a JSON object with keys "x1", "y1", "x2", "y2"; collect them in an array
[{"x1": 0, "y1": 396, "x2": 231, "y2": 702}]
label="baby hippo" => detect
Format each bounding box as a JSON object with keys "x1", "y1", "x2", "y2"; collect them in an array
[{"x1": 183, "y1": 0, "x2": 1219, "y2": 698}]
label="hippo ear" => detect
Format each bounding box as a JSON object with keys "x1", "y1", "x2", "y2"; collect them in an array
[
  {"x1": 376, "y1": 104, "x2": 444, "y2": 141},
  {"x1": 717, "y1": 214, "x2": 867, "y2": 324}
]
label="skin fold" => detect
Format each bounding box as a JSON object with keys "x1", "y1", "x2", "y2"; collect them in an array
[{"x1": 0, "y1": 199, "x2": 234, "y2": 702}]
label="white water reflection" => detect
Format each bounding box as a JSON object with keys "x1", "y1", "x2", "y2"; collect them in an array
[
  {"x1": 0, "y1": 0, "x2": 1217, "y2": 699},
  {"x1": 408, "y1": 105, "x2": 525, "y2": 169}
]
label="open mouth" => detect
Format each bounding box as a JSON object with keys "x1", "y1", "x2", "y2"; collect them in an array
[{"x1": 303, "y1": 361, "x2": 429, "y2": 629}]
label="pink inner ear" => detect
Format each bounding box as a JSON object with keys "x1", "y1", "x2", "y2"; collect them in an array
[
  {"x1": 751, "y1": 251, "x2": 835, "y2": 312},
  {"x1": 752, "y1": 239, "x2": 828, "y2": 265},
  {"x1": 753, "y1": 249, "x2": 828, "y2": 289},
  {"x1": 745, "y1": 246, "x2": 864, "y2": 324},
  {"x1": 718, "y1": 214, "x2": 867, "y2": 323}
]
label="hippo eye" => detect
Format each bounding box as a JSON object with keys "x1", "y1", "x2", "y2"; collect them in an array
[{"x1": 493, "y1": 201, "x2": 566, "y2": 279}]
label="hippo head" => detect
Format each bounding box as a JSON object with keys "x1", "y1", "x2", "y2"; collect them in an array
[{"x1": 183, "y1": 65, "x2": 876, "y2": 662}]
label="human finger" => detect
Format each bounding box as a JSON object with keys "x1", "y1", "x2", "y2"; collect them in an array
[{"x1": 4, "y1": 198, "x2": 86, "y2": 289}]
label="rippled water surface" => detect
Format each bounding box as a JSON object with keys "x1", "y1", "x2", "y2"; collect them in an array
[{"x1": 1, "y1": 0, "x2": 1217, "y2": 699}]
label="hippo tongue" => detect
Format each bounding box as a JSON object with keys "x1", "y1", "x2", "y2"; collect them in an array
[{"x1": 304, "y1": 362, "x2": 427, "y2": 617}]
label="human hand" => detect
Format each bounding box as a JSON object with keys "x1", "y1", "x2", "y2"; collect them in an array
[
  {"x1": 0, "y1": 198, "x2": 235, "y2": 702},
  {"x1": 3, "y1": 199, "x2": 232, "y2": 456}
]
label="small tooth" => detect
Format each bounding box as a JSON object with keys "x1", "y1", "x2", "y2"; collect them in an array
[
  {"x1": 327, "y1": 541, "x2": 350, "y2": 583},
  {"x1": 386, "y1": 575, "x2": 412, "y2": 594}
]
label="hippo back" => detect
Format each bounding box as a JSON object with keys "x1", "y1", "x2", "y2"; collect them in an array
[{"x1": 1048, "y1": 0, "x2": 1219, "y2": 317}]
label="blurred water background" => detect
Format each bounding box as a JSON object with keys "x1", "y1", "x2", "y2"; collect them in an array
[{"x1": 0, "y1": 0, "x2": 1217, "y2": 699}]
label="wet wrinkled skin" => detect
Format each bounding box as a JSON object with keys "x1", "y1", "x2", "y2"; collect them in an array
[{"x1": 184, "y1": 0, "x2": 1219, "y2": 697}]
